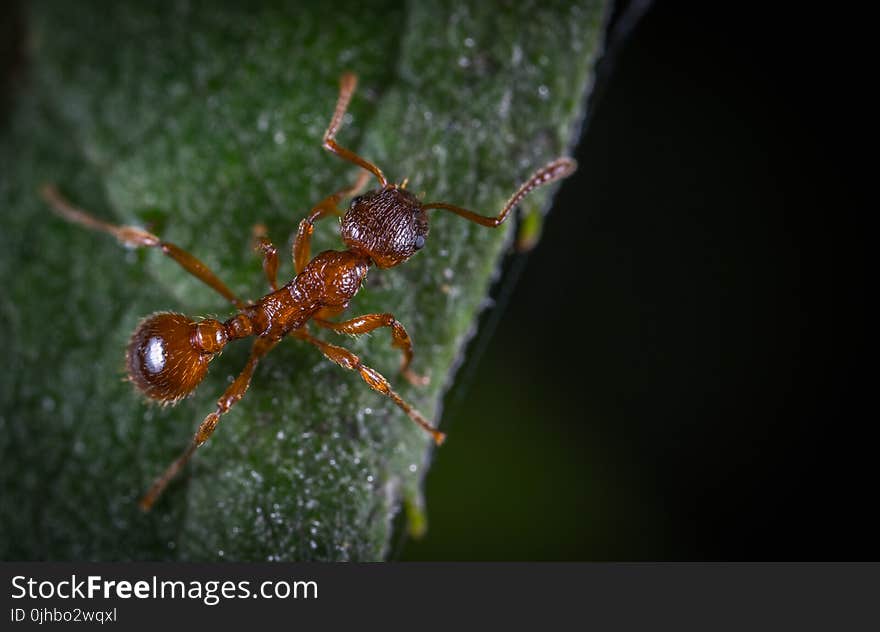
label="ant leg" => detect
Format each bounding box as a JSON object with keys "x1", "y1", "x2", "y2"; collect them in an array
[
  {"x1": 139, "y1": 336, "x2": 278, "y2": 511},
  {"x1": 322, "y1": 72, "x2": 388, "y2": 187},
  {"x1": 314, "y1": 313, "x2": 429, "y2": 386},
  {"x1": 291, "y1": 328, "x2": 445, "y2": 445},
  {"x1": 423, "y1": 157, "x2": 577, "y2": 228},
  {"x1": 293, "y1": 170, "x2": 370, "y2": 273},
  {"x1": 252, "y1": 224, "x2": 279, "y2": 291},
  {"x1": 41, "y1": 184, "x2": 246, "y2": 309}
]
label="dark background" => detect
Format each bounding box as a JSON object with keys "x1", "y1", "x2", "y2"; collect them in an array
[
  {"x1": 2, "y1": 2, "x2": 871, "y2": 560},
  {"x1": 400, "y1": 2, "x2": 873, "y2": 560}
]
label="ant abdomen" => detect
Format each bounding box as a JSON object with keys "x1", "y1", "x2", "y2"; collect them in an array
[{"x1": 126, "y1": 312, "x2": 226, "y2": 404}]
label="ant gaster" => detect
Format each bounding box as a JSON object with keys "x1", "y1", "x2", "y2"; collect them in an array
[{"x1": 41, "y1": 72, "x2": 577, "y2": 511}]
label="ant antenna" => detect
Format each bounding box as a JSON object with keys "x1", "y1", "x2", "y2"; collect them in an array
[
  {"x1": 423, "y1": 157, "x2": 576, "y2": 227},
  {"x1": 322, "y1": 73, "x2": 389, "y2": 187}
]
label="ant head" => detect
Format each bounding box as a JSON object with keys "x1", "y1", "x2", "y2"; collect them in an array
[{"x1": 340, "y1": 186, "x2": 429, "y2": 268}]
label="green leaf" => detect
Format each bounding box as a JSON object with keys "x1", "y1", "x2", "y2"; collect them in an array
[{"x1": 0, "y1": 0, "x2": 608, "y2": 560}]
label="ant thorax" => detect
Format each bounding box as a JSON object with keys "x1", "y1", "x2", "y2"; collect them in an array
[
  {"x1": 340, "y1": 186, "x2": 429, "y2": 268},
  {"x1": 289, "y1": 250, "x2": 370, "y2": 311}
]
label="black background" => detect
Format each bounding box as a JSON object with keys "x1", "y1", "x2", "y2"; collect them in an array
[{"x1": 401, "y1": 2, "x2": 873, "y2": 560}]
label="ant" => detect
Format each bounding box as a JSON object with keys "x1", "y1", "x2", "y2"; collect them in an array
[{"x1": 41, "y1": 72, "x2": 576, "y2": 511}]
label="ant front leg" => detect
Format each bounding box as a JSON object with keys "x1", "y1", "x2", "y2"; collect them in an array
[
  {"x1": 314, "y1": 313, "x2": 429, "y2": 386},
  {"x1": 291, "y1": 328, "x2": 445, "y2": 445},
  {"x1": 252, "y1": 224, "x2": 279, "y2": 291},
  {"x1": 41, "y1": 185, "x2": 246, "y2": 309},
  {"x1": 292, "y1": 170, "x2": 369, "y2": 273},
  {"x1": 139, "y1": 336, "x2": 278, "y2": 511}
]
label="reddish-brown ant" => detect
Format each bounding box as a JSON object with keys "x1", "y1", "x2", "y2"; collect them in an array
[{"x1": 41, "y1": 72, "x2": 576, "y2": 511}]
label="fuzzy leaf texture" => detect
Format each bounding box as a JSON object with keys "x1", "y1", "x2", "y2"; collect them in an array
[{"x1": 0, "y1": 0, "x2": 608, "y2": 560}]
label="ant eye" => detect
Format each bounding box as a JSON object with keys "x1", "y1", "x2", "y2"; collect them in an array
[{"x1": 413, "y1": 235, "x2": 426, "y2": 250}]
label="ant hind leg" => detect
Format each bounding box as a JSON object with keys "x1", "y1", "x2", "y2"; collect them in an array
[
  {"x1": 139, "y1": 336, "x2": 278, "y2": 511},
  {"x1": 41, "y1": 184, "x2": 246, "y2": 309}
]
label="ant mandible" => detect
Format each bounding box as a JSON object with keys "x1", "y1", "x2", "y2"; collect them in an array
[{"x1": 41, "y1": 72, "x2": 576, "y2": 511}]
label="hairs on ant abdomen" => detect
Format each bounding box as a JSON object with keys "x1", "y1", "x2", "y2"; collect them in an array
[{"x1": 41, "y1": 72, "x2": 576, "y2": 511}]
